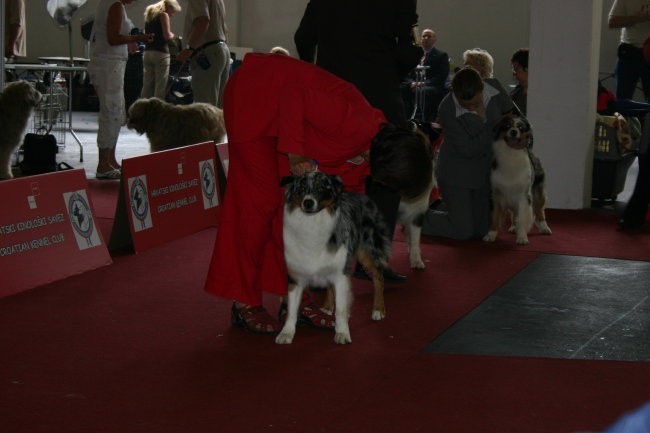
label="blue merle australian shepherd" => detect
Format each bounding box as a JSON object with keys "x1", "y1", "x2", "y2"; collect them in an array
[
  {"x1": 276, "y1": 171, "x2": 391, "y2": 345},
  {"x1": 483, "y1": 113, "x2": 552, "y2": 245}
]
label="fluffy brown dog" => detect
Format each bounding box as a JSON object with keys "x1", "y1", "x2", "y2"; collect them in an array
[
  {"x1": 0, "y1": 81, "x2": 42, "y2": 179},
  {"x1": 127, "y1": 97, "x2": 226, "y2": 152}
]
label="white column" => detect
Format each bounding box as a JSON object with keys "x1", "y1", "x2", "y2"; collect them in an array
[{"x1": 528, "y1": 0, "x2": 603, "y2": 209}]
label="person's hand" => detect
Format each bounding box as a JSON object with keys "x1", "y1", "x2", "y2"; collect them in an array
[
  {"x1": 346, "y1": 150, "x2": 369, "y2": 165},
  {"x1": 137, "y1": 33, "x2": 154, "y2": 44},
  {"x1": 176, "y1": 48, "x2": 194, "y2": 64},
  {"x1": 288, "y1": 154, "x2": 317, "y2": 176}
]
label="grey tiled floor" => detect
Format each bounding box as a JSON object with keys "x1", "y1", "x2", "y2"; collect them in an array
[{"x1": 54, "y1": 111, "x2": 150, "y2": 179}]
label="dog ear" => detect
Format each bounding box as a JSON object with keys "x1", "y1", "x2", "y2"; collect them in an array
[
  {"x1": 150, "y1": 97, "x2": 164, "y2": 109},
  {"x1": 328, "y1": 174, "x2": 344, "y2": 195},
  {"x1": 128, "y1": 99, "x2": 146, "y2": 117},
  {"x1": 493, "y1": 115, "x2": 510, "y2": 140},
  {"x1": 280, "y1": 176, "x2": 295, "y2": 187}
]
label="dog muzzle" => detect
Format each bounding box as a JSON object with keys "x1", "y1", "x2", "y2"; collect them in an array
[
  {"x1": 506, "y1": 131, "x2": 527, "y2": 150},
  {"x1": 300, "y1": 197, "x2": 320, "y2": 214}
]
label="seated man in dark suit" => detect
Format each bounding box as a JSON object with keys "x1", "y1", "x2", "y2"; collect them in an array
[{"x1": 402, "y1": 28, "x2": 450, "y2": 122}]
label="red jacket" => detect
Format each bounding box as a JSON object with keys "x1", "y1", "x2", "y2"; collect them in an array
[{"x1": 224, "y1": 53, "x2": 387, "y2": 191}]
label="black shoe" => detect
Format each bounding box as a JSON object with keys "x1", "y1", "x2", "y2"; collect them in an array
[
  {"x1": 383, "y1": 268, "x2": 407, "y2": 283},
  {"x1": 353, "y1": 265, "x2": 407, "y2": 284},
  {"x1": 428, "y1": 198, "x2": 443, "y2": 211},
  {"x1": 617, "y1": 216, "x2": 643, "y2": 230}
]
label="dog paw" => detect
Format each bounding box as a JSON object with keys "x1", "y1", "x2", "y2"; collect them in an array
[
  {"x1": 275, "y1": 331, "x2": 295, "y2": 344},
  {"x1": 334, "y1": 332, "x2": 352, "y2": 344},
  {"x1": 482, "y1": 231, "x2": 497, "y2": 242},
  {"x1": 538, "y1": 222, "x2": 552, "y2": 235},
  {"x1": 371, "y1": 309, "x2": 386, "y2": 321},
  {"x1": 409, "y1": 258, "x2": 426, "y2": 269},
  {"x1": 507, "y1": 225, "x2": 516, "y2": 234},
  {"x1": 516, "y1": 236, "x2": 529, "y2": 245}
]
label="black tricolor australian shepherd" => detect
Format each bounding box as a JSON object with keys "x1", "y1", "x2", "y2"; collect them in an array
[
  {"x1": 276, "y1": 171, "x2": 391, "y2": 345},
  {"x1": 397, "y1": 120, "x2": 438, "y2": 268},
  {"x1": 483, "y1": 114, "x2": 552, "y2": 245},
  {"x1": 368, "y1": 122, "x2": 436, "y2": 269}
]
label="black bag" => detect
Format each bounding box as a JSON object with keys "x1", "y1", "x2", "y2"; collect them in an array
[
  {"x1": 165, "y1": 75, "x2": 193, "y2": 105},
  {"x1": 19, "y1": 131, "x2": 58, "y2": 175}
]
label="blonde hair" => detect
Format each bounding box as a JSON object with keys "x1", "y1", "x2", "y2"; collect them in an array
[
  {"x1": 463, "y1": 48, "x2": 494, "y2": 78},
  {"x1": 269, "y1": 46, "x2": 291, "y2": 56},
  {"x1": 144, "y1": 0, "x2": 181, "y2": 22}
]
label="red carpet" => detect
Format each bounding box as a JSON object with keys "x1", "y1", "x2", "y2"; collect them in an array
[
  {"x1": 326, "y1": 354, "x2": 650, "y2": 433},
  {"x1": 87, "y1": 179, "x2": 121, "y2": 242},
  {"x1": 414, "y1": 208, "x2": 650, "y2": 262},
  {"x1": 0, "y1": 184, "x2": 648, "y2": 433}
]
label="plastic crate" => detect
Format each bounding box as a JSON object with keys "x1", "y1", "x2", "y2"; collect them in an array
[{"x1": 592, "y1": 119, "x2": 638, "y2": 200}]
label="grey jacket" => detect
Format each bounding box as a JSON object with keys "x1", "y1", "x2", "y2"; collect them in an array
[{"x1": 436, "y1": 78, "x2": 514, "y2": 189}]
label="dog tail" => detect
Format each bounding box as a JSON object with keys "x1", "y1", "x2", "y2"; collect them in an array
[
  {"x1": 365, "y1": 199, "x2": 392, "y2": 269},
  {"x1": 528, "y1": 149, "x2": 545, "y2": 188},
  {"x1": 372, "y1": 227, "x2": 392, "y2": 269}
]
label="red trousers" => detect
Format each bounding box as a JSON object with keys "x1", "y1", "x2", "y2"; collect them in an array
[{"x1": 204, "y1": 136, "x2": 288, "y2": 304}]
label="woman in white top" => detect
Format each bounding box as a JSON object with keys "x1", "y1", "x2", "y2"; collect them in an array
[{"x1": 87, "y1": 0, "x2": 153, "y2": 179}]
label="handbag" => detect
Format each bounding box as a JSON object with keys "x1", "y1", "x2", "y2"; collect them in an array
[
  {"x1": 165, "y1": 61, "x2": 193, "y2": 105},
  {"x1": 19, "y1": 128, "x2": 59, "y2": 175},
  {"x1": 165, "y1": 75, "x2": 193, "y2": 105}
]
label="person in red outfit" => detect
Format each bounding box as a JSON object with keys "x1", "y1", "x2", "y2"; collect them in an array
[{"x1": 204, "y1": 53, "x2": 430, "y2": 334}]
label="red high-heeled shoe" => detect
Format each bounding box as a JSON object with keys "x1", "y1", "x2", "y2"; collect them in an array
[
  {"x1": 231, "y1": 303, "x2": 281, "y2": 334},
  {"x1": 278, "y1": 292, "x2": 335, "y2": 329}
]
